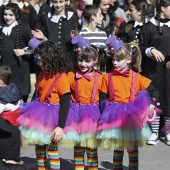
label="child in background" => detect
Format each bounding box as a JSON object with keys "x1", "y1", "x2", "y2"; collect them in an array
[
  {"x1": 117, "y1": 0, "x2": 148, "y2": 44},
  {"x1": 79, "y1": 4, "x2": 107, "y2": 49},
  {"x1": 0, "y1": 65, "x2": 20, "y2": 126},
  {"x1": 0, "y1": 65, "x2": 24, "y2": 168},
  {"x1": 79, "y1": 4, "x2": 108, "y2": 72},
  {"x1": 93, "y1": 0, "x2": 116, "y2": 36},
  {"x1": 97, "y1": 36, "x2": 159, "y2": 170},
  {"x1": 17, "y1": 40, "x2": 70, "y2": 170},
  {"x1": 117, "y1": 0, "x2": 149, "y2": 73},
  {"x1": 62, "y1": 34, "x2": 106, "y2": 170},
  {"x1": 32, "y1": 0, "x2": 78, "y2": 72}
]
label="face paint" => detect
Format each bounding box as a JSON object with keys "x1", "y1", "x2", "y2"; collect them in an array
[
  {"x1": 77, "y1": 57, "x2": 96, "y2": 73},
  {"x1": 112, "y1": 57, "x2": 130, "y2": 71}
]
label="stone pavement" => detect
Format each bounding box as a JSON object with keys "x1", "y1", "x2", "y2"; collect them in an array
[{"x1": 21, "y1": 138, "x2": 170, "y2": 170}]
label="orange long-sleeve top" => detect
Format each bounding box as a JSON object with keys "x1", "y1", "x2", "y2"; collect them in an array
[
  {"x1": 67, "y1": 70, "x2": 103, "y2": 104},
  {"x1": 35, "y1": 72, "x2": 70, "y2": 104},
  {"x1": 101, "y1": 70, "x2": 151, "y2": 103}
]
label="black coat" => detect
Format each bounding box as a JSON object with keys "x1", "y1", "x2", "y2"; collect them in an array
[
  {"x1": 0, "y1": 4, "x2": 37, "y2": 30},
  {"x1": 117, "y1": 20, "x2": 143, "y2": 43},
  {"x1": 139, "y1": 19, "x2": 170, "y2": 116},
  {"x1": 36, "y1": 11, "x2": 78, "y2": 72},
  {"x1": 0, "y1": 24, "x2": 33, "y2": 96}
]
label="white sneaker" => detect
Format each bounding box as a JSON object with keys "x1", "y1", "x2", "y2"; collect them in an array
[
  {"x1": 146, "y1": 133, "x2": 159, "y2": 145},
  {"x1": 165, "y1": 133, "x2": 170, "y2": 146}
]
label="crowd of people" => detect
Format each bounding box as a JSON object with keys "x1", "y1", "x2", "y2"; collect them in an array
[{"x1": 0, "y1": 0, "x2": 170, "y2": 170}]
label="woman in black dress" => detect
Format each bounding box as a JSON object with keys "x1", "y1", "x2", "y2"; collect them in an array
[{"x1": 0, "y1": 3, "x2": 33, "y2": 102}]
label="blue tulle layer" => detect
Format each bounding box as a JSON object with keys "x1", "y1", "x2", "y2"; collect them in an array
[
  {"x1": 97, "y1": 90, "x2": 151, "y2": 150},
  {"x1": 61, "y1": 101, "x2": 101, "y2": 148}
]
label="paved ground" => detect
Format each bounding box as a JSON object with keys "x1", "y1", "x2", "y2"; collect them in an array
[
  {"x1": 21, "y1": 139, "x2": 170, "y2": 170},
  {"x1": 22, "y1": 74, "x2": 170, "y2": 170}
]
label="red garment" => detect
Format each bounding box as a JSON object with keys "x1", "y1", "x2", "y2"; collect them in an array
[
  {"x1": 116, "y1": 17, "x2": 125, "y2": 32},
  {"x1": 0, "y1": 108, "x2": 20, "y2": 126}
]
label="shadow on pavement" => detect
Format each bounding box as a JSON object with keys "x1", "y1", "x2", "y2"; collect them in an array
[
  {"x1": 20, "y1": 157, "x2": 37, "y2": 170},
  {"x1": 101, "y1": 161, "x2": 128, "y2": 170},
  {"x1": 20, "y1": 157, "x2": 129, "y2": 170}
]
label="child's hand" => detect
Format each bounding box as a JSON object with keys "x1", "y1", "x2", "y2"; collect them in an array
[
  {"x1": 151, "y1": 48, "x2": 165, "y2": 62},
  {"x1": 32, "y1": 29, "x2": 45, "y2": 40},
  {"x1": 52, "y1": 127, "x2": 63, "y2": 143},
  {"x1": 131, "y1": 39, "x2": 139, "y2": 45},
  {"x1": 13, "y1": 49, "x2": 25, "y2": 56},
  {"x1": 148, "y1": 104, "x2": 155, "y2": 114},
  {"x1": 147, "y1": 104, "x2": 157, "y2": 122},
  {"x1": 70, "y1": 28, "x2": 78, "y2": 39}
]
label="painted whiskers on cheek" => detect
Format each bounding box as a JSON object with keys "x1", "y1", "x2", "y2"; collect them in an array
[{"x1": 112, "y1": 58, "x2": 129, "y2": 71}]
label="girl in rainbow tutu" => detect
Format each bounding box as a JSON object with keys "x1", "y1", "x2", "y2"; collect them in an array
[
  {"x1": 97, "y1": 36, "x2": 159, "y2": 170},
  {"x1": 17, "y1": 40, "x2": 71, "y2": 170},
  {"x1": 61, "y1": 34, "x2": 106, "y2": 170}
]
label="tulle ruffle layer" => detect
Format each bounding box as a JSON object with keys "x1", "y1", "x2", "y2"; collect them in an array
[
  {"x1": 97, "y1": 90, "x2": 151, "y2": 150},
  {"x1": 18, "y1": 101, "x2": 61, "y2": 144},
  {"x1": 61, "y1": 101, "x2": 101, "y2": 148}
]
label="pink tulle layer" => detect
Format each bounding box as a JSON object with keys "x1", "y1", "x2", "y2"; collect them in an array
[
  {"x1": 98, "y1": 90, "x2": 151, "y2": 132},
  {"x1": 17, "y1": 100, "x2": 60, "y2": 134},
  {"x1": 64, "y1": 101, "x2": 101, "y2": 135}
]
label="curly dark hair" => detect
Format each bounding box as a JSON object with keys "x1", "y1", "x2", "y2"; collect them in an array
[{"x1": 34, "y1": 41, "x2": 67, "y2": 74}]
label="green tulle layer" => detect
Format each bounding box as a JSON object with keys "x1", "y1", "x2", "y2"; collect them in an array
[{"x1": 97, "y1": 124, "x2": 152, "y2": 150}]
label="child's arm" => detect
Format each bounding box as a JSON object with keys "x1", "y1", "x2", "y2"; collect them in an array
[
  {"x1": 58, "y1": 93, "x2": 71, "y2": 128},
  {"x1": 99, "y1": 92, "x2": 108, "y2": 114},
  {"x1": 32, "y1": 29, "x2": 47, "y2": 41},
  {"x1": 52, "y1": 93, "x2": 70, "y2": 143},
  {"x1": 146, "y1": 84, "x2": 159, "y2": 106},
  {"x1": 146, "y1": 84, "x2": 159, "y2": 115}
]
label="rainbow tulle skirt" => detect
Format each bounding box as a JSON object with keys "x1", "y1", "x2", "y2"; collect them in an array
[
  {"x1": 17, "y1": 100, "x2": 61, "y2": 145},
  {"x1": 61, "y1": 101, "x2": 101, "y2": 148},
  {"x1": 97, "y1": 90, "x2": 152, "y2": 150}
]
